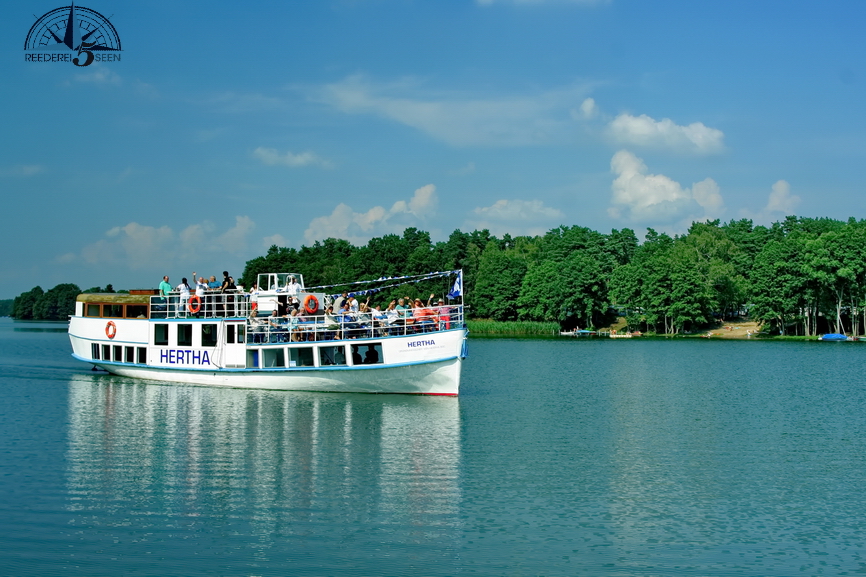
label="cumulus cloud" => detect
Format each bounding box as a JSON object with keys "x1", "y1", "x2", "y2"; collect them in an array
[
  {"x1": 304, "y1": 184, "x2": 438, "y2": 245},
  {"x1": 465, "y1": 198, "x2": 565, "y2": 237},
  {"x1": 765, "y1": 180, "x2": 800, "y2": 214},
  {"x1": 608, "y1": 150, "x2": 724, "y2": 224},
  {"x1": 253, "y1": 147, "x2": 333, "y2": 168},
  {"x1": 59, "y1": 217, "x2": 258, "y2": 270},
  {"x1": 607, "y1": 113, "x2": 725, "y2": 154},
  {"x1": 739, "y1": 180, "x2": 801, "y2": 223},
  {"x1": 315, "y1": 74, "x2": 592, "y2": 146}
]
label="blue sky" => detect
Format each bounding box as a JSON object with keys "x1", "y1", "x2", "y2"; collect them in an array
[{"x1": 3, "y1": 0, "x2": 865, "y2": 297}]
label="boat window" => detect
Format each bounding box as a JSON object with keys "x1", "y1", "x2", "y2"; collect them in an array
[
  {"x1": 113, "y1": 345, "x2": 122, "y2": 362},
  {"x1": 351, "y1": 343, "x2": 383, "y2": 365},
  {"x1": 104, "y1": 304, "x2": 123, "y2": 318},
  {"x1": 86, "y1": 304, "x2": 101, "y2": 317},
  {"x1": 137, "y1": 347, "x2": 146, "y2": 364},
  {"x1": 178, "y1": 324, "x2": 192, "y2": 347},
  {"x1": 226, "y1": 324, "x2": 235, "y2": 344},
  {"x1": 319, "y1": 345, "x2": 347, "y2": 366},
  {"x1": 263, "y1": 348, "x2": 285, "y2": 368},
  {"x1": 91, "y1": 343, "x2": 100, "y2": 360},
  {"x1": 201, "y1": 324, "x2": 217, "y2": 347},
  {"x1": 154, "y1": 324, "x2": 168, "y2": 346},
  {"x1": 237, "y1": 324, "x2": 245, "y2": 343},
  {"x1": 247, "y1": 349, "x2": 260, "y2": 368},
  {"x1": 125, "y1": 347, "x2": 134, "y2": 363},
  {"x1": 288, "y1": 347, "x2": 315, "y2": 367},
  {"x1": 102, "y1": 344, "x2": 110, "y2": 361},
  {"x1": 125, "y1": 305, "x2": 147, "y2": 319}
]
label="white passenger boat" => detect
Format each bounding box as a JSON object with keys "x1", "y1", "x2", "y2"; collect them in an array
[{"x1": 68, "y1": 271, "x2": 468, "y2": 395}]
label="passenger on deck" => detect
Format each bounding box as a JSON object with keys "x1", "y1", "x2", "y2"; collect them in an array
[
  {"x1": 333, "y1": 291, "x2": 348, "y2": 312},
  {"x1": 220, "y1": 272, "x2": 236, "y2": 315},
  {"x1": 159, "y1": 276, "x2": 172, "y2": 297},
  {"x1": 395, "y1": 298, "x2": 408, "y2": 319},
  {"x1": 285, "y1": 276, "x2": 301, "y2": 297},
  {"x1": 267, "y1": 309, "x2": 285, "y2": 342},
  {"x1": 249, "y1": 283, "x2": 260, "y2": 314},
  {"x1": 176, "y1": 278, "x2": 191, "y2": 316},
  {"x1": 324, "y1": 305, "x2": 341, "y2": 339}
]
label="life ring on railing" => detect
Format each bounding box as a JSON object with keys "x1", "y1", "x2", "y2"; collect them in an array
[
  {"x1": 304, "y1": 294, "x2": 319, "y2": 314},
  {"x1": 105, "y1": 321, "x2": 117, "y2": 339},
  {"x1": 188, "y1": 295, "x2": 202, "y2": 314}
]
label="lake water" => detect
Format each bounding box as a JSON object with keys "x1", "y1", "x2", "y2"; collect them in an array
[{"x1": 2, "y1": 317, "x2": 866, "y2": 576}]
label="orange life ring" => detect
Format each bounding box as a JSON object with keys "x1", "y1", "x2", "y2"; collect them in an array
[
  {"x1": 105, "y1": 321, "x2": 117, "y2": 339},
  {"x1": 188, "y1": 295, "x2": 202, "y2": 314},
  {"x1": 304, "y1": 294, "x2": 319, "y2": 314}
]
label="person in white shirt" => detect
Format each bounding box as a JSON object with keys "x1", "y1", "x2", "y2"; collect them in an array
[{"x1": 176, "y1": 278, "x2": 191, "y2": 316}]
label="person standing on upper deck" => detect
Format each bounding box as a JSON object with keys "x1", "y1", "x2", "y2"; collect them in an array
[
  {"x1": 285, "y1": 276, "x2": 301, "y2": 297},
  {"x1": 159, "y1": 276, "x2": 172, "y2": 297},
  {"x1": 176, "y1": 278, "x2": 191, "y2": 316}
]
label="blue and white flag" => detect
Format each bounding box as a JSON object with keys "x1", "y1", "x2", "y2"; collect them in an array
[{"x1": 446, "y1": 271, "x2": 463, "y2": 299}]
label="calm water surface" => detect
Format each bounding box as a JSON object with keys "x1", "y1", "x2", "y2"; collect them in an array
[{"x1": 2, "y1": 317, "x2": 866, "y2": 575}]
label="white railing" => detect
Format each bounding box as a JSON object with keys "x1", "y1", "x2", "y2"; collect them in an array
[
  {"x1": 246, "y1": 304, "x2": 465, "y2": 344},
  {"x1": 149, "y1": 290, "x2": 251, "y2": 319}
]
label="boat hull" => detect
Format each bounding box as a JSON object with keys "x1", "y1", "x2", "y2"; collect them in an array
[{"x1": 86, "y1": 355, "x2": 463, "y2": 395}]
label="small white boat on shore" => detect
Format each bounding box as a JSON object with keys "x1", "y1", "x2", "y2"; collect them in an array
[{"x1": 68, "y1": 271, "x2": 468, "y2": 395}]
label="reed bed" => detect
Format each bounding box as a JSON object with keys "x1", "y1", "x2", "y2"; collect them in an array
[{"x1": 467, "y1": 319, "x2": 560, "y2": 336}]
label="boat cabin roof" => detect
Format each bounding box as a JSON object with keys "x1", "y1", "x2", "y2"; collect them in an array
[{"x1": 77, "y1": 293, "x2": 152, "y2": 305}]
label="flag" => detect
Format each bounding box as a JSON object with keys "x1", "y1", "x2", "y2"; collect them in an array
[{"x1": 446, "y1": 271, "x2": 463, "y2": 299}]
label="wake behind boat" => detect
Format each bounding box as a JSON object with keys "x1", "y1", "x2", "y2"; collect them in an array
[{"x1": 68, "y1": 270, "x2": 468, "y2": 395}]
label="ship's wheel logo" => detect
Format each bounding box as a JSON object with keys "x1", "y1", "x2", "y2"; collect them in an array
[{"x1": 24, "y1": 3, "x2": 121, "y2": 67}]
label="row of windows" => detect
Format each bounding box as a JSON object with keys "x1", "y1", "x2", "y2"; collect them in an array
[
  {"x1": 92, "y1": 343, "x2": 147, "y2": 364},
  {"x1": 250, "y1": 343, "x2": 384, "y2": 369},
  {"x1": 152, "y1": 323, "x2": 245, "y2": 347},
  {"x1": 86, "y1": 303, "x2": 149, "y2": 319}
]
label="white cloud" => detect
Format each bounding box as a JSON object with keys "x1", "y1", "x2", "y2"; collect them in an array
[
  {"x1": 304, "y1": 184, "x2": 438, "y2": 245},
  {"x1": 607, "y1": 113, "x2": 725, "y2": 154},
  {"x1": 738, "y1": 180, "x2": 801, "y2": 223},
  {"x1": 262, "y1": 234, "x2": 290, "y2": 249},
  {"x1": 765, "y1": 179, "x2": 800, "y2": 214},
  {"x1": 465, "y1": 198, "x2": 565, "y2": 237},
  {"x1": 253, "y1": 147, "x2": 333, "y2": 168},
  {"x1": 571, "y1": 97, "x2": 598, "y2": 120},
  {"x1": 61, "y1": 217, "x2": 258, "y2": 269},
  {"x1": 316, "y1": 74, "x2": 592, "y2": 146},
  {"x1": 608, "y1": 150, "x2": 724, "y2": 223}
]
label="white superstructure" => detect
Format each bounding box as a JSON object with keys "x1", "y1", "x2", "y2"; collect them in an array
[{"x1": 68, "y1": 271, "x2": 468, "y2": 395}]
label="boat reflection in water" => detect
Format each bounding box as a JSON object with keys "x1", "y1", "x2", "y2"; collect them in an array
[{"x1": 65, "y1": 374, "x2": 462, "y2": 562}]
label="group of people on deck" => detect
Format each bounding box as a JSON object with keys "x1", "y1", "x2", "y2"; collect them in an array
[
  {"x1": 158, "y1": 271, "x2": 239, "y2": 316},
  {"x1": 250, "y1": 292, "x2": 452, "y2": 343}
]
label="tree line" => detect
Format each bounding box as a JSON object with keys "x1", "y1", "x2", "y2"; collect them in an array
[
  {"x1": 239, "y1": 217, "x2": 866, "y2": 336},
  {"x1": 11, "y1": 284, "x2": 116, "y2": 321},
  {"x1": 12, "y1": 216, "x2": 866, "y2": 336}
]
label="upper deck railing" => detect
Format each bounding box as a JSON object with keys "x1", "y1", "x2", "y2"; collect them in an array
[
  {"x1": 246, "y1": 304, "x2": 466, "y2": 344},
  {"x1": 148, "y1": 291, "x2": 465, "y2": 342},
  {"x1": 149, "y1": 290, "x2": 250, "y2": 319}
]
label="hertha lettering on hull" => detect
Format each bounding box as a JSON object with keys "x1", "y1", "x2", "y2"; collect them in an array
[{"x1": 24, "y1": 4, "x2": 121, "y2": 67}]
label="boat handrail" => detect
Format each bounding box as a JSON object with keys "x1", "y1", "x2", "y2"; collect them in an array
[
  {"x1": 246, "y1": 304, "x2": 466, "y2": 344},
  {"x1": 149, "y1": 289, "x2": 250, "y2": 319}
]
